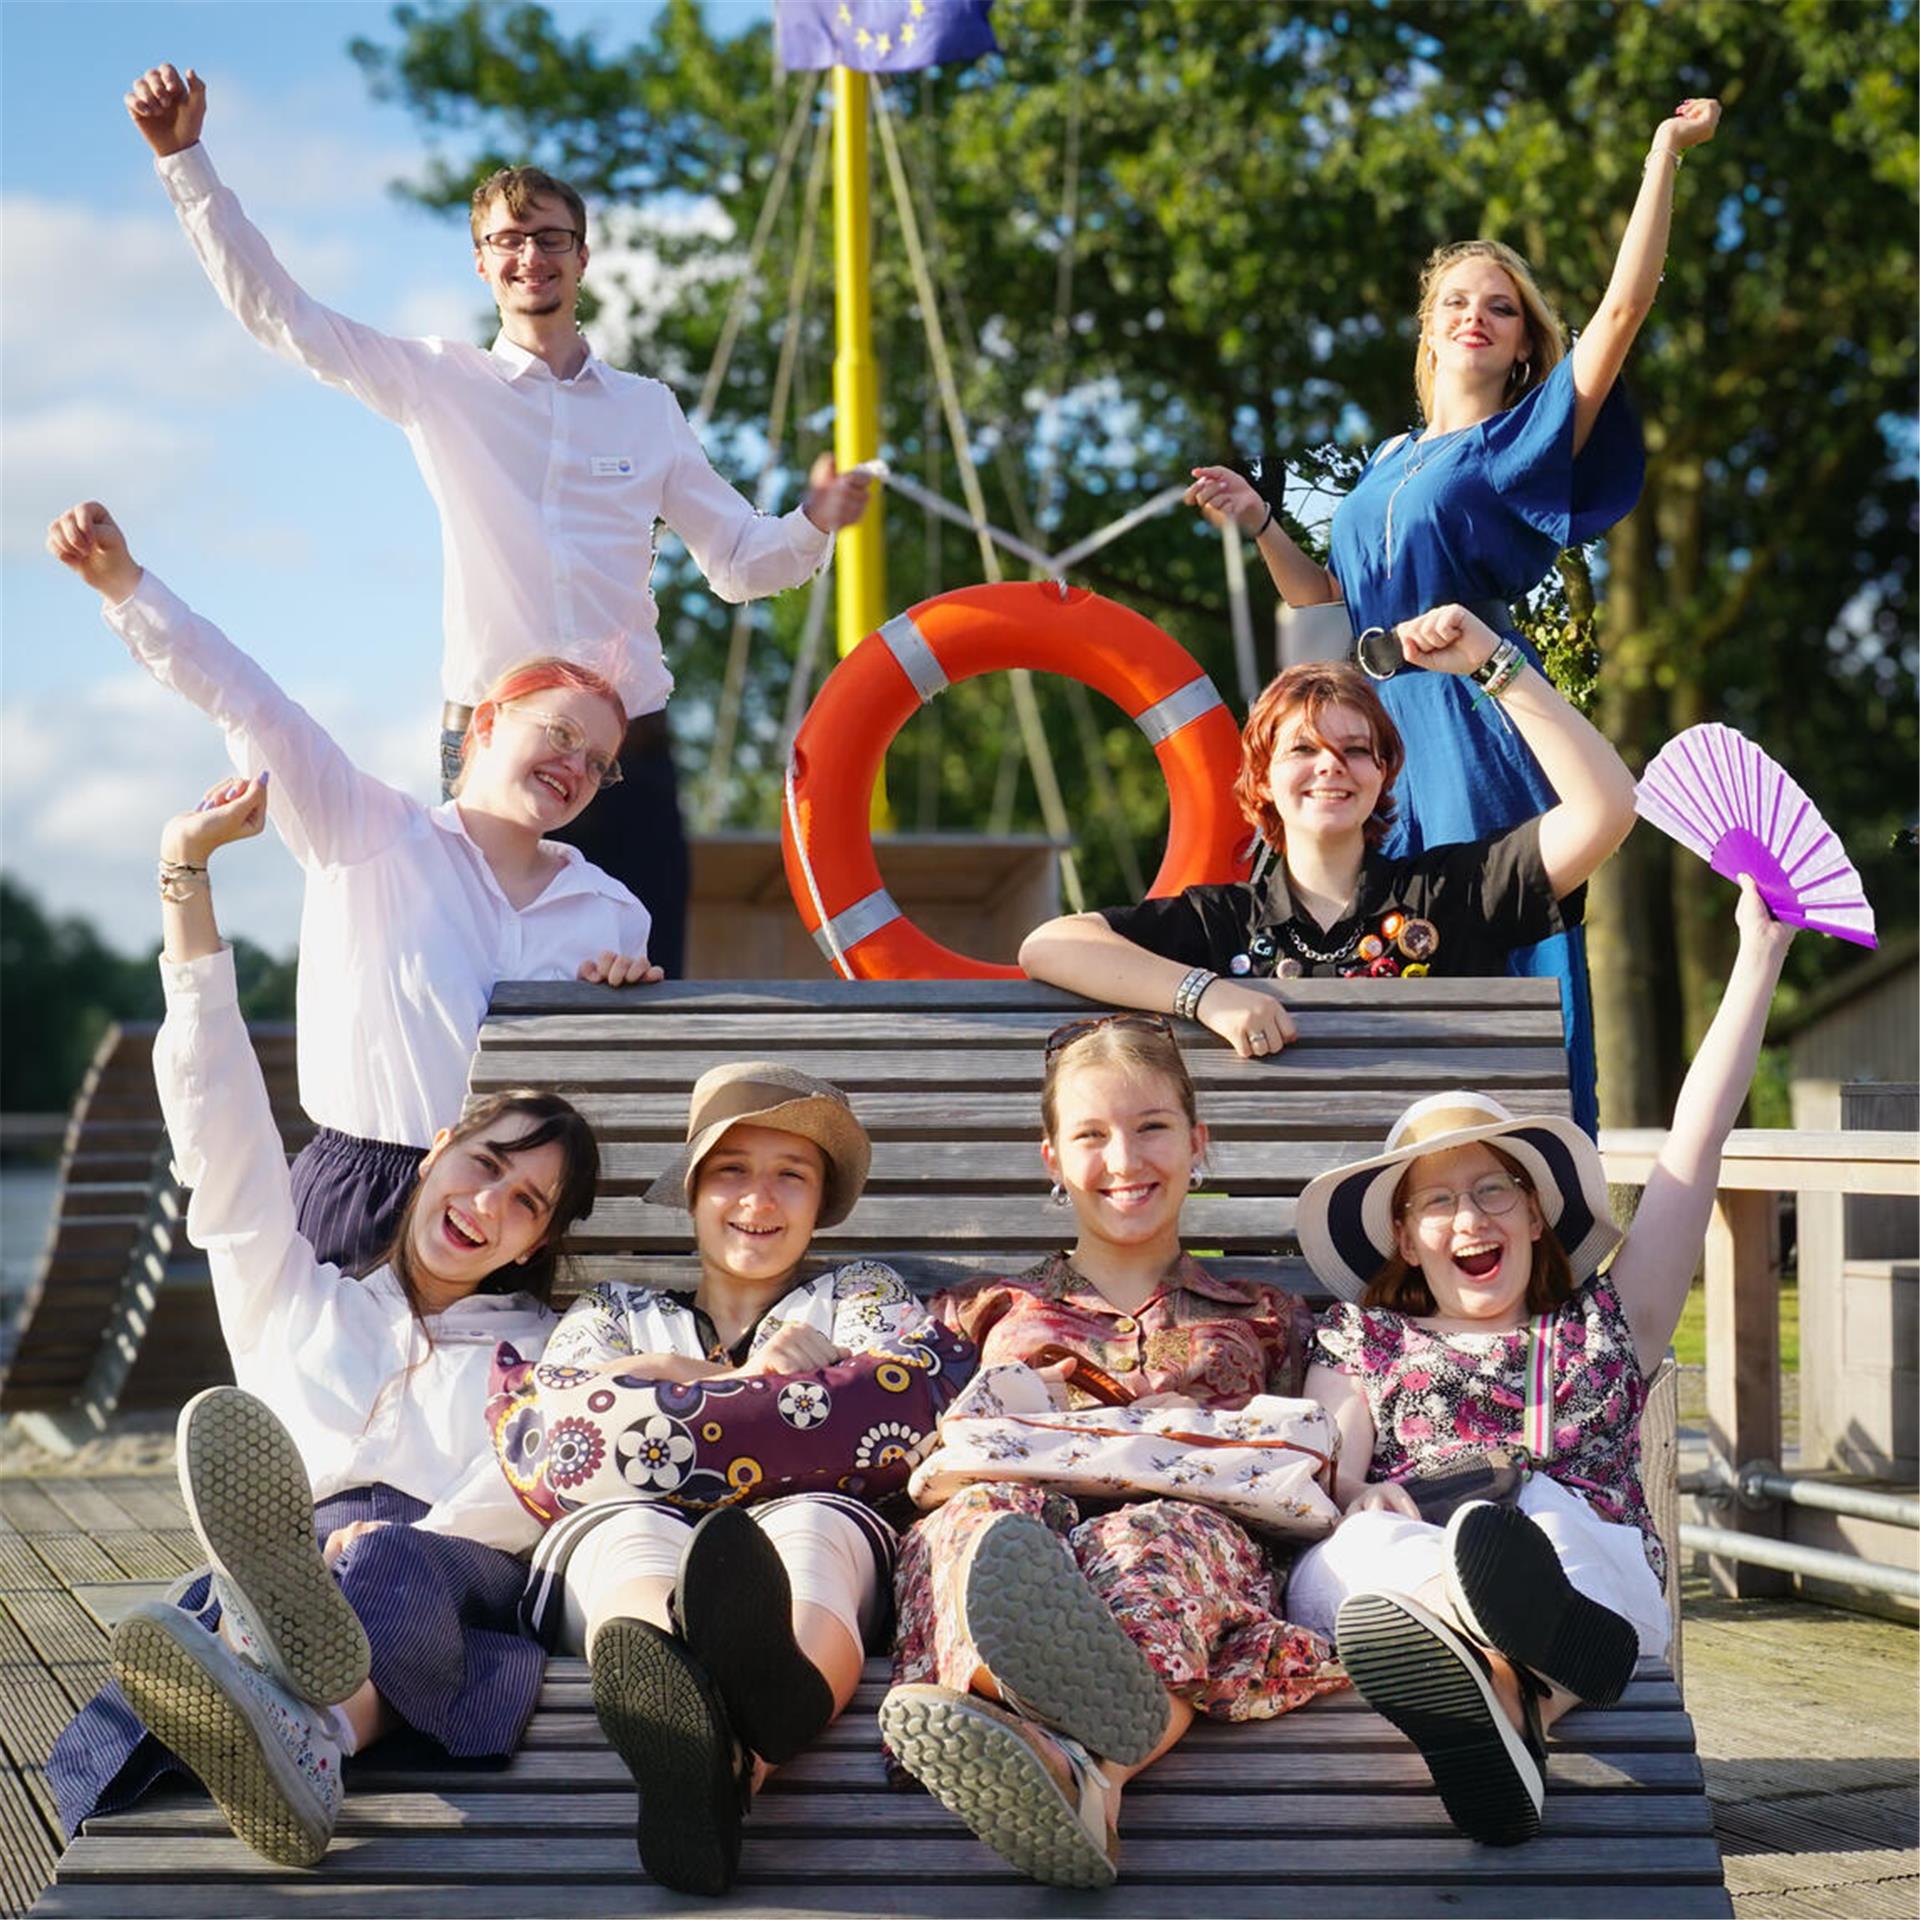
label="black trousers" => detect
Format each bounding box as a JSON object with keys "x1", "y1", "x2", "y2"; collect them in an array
[{"x1": 439, "y1": 711, "x2": 691, "y2": 979}]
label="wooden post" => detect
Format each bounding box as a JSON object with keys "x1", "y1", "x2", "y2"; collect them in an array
[{"x1": 1703, "y1": 1186, "x2": 1786, "y2": 1597}]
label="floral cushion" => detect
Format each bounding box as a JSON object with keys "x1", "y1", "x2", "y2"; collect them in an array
[{"x1": 487, "y1": 1322, "x2": 976, "y2": 1527}]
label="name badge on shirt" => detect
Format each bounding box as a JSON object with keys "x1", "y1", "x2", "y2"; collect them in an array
[{"x1": 590, "y1": 455, "x2": 636, "y2": 478}]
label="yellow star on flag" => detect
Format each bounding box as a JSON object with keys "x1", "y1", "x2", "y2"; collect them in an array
[
  {"x1": 876, "y1": 31, "x2": 892, "y2": 54},
  {"x1": 837, "y1": 2, "x2": 851, "y2": 18},
  {"x1": 900, "y1": 20, "x2": 917, "y2": 43},
  {"x1": 910, "y1": 0, "x2": 926, "y2": 15},
  {"x1": 855, "y1": 25, "x2": 871, "y2": 46}
]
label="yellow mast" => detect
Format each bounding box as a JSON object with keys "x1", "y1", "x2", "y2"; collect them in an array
[{"x1": 830, "y1": 65, "x2": 891, "y2": 827}]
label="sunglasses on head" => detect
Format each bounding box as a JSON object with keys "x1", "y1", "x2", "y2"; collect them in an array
[{"x1": 1044, "y1": 1012, "x2": 1177, "y2": 1061}]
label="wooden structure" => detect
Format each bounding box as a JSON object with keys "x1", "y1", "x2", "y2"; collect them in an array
[
  {"x1": 1, "y1": 1026, "x2": 304, "y2": 1452},
  {"x1": 31, "y1": 973, "x2": 1728, "y2": 1917},
  {"x1": 1600, "y1": 1126, "x2": 1920, "y2": 1613},
  {"x1": 687, "y1": 832, "x2": 1062, "y2": 979}
]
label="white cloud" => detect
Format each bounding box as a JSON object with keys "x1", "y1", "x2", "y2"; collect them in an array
[
  {"x1": 1, "y1": 400, "x2": 211, "y2": 556},
  {"x1": 0, "y1": 667, "x2": 439, "y2": 956}
]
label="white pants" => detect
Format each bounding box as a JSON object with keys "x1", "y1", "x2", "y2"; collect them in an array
[
  {"x1": 555, "y1": 1498, "x2": 883, "y2": 1658},
  {"x1": 1288, "y1": 1475, "x2": 1670, "y2": 1660}
]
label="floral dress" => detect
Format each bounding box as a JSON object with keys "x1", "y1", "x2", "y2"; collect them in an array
[
  {"x1": 1313, "y1": 1273, "x2": 1663, "y2": 1580},
  {"x1": 890, "y1": 1254, "x2": 1348, "y2": 1722}
]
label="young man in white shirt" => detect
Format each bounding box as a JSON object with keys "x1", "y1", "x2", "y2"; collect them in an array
[{"x1": 125, "y1": 61, "x2": 873, "y2": 975}]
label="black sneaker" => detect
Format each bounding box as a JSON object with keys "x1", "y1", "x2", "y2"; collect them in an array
[
  {"x1": 591, "y1": 1617, "x2": 750, "y2": 1895},
  {"x1": 672, "y1": 1504, "x2": 835, "y2": 1765},
  {"x1": 1444, "y1": 1501, "x2": 1640, "y2": 1705},
  {"x1": 1336, "y1": 1589, "x2": 1545, "y2": 1847}
]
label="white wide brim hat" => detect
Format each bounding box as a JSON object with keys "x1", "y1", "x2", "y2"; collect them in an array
[{"x1": 1295, "y1": 1091, "x2": 1622, "y2": 1303}]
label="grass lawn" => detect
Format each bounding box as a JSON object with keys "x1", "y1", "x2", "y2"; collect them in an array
[{"x1": 1670, "y1": 1273, "x2": 1800, "y2": 1370}]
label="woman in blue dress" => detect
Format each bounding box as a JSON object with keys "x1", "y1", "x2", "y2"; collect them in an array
[{"x1": 1188, "y1": 98, "x2": 1721, "y2": 1131}]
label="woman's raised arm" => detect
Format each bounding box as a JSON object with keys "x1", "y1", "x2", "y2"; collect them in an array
[
  {"x1": 1568, "y1": 99, "x2": 1721, "y2": 453},
  {"x1": 1187, "y1": 465, "x2": 1342, "y2": 607},
  {"x1": 1609, "y1": 879, "x2": 1794, "y2": 1373}
]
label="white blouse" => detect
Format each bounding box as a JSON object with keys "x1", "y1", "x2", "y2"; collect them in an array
[
  {"x1": 107, "y1": 572, "x2": 652, "y2": 1149},
  {"x1": 156, "y1": 142, "x2": 832, "y2": 717},
  {"x1": 156, "y1": 945, "x2": 553, "y2": 1552},
  {"x1": 543, "y1": 1261, "x2": 933, "y2": 1368}
]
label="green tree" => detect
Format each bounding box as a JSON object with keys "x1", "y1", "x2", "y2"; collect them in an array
[
  {"x1": 0, "y1": 876, "x2": 296, "y2": 1114},
  {"x1": 353, "y1": 0, "x2": 1915, "y2": 1120}
]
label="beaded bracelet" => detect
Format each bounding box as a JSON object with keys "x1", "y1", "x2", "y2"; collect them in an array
[
  {"x1": 1172, "y1": 965, "x2": 1218, "y2": 1022},
  {"x1": 158, "y1": 860, "x2": 208, "y2": 903},
  {"x1": 1470, "y1": 636, "x2": 1526, "y2": 703}
]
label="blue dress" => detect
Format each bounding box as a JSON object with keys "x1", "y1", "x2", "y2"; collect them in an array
[{"x1": 1327, "y1": 356, "x2": 1645, "y2": 1132}]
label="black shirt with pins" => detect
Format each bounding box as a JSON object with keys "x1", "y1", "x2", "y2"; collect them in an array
[{"x1": 1099, "y1": 816, "x2": 1580, "y2": 980}]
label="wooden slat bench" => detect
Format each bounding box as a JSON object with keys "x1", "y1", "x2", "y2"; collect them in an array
[
  {"x1": 37, "y1": 975, "x2": 1727, "y2": 1918},
  {"x1": 3, "y1": 1024, "x2": 305, "y2": 1448}
]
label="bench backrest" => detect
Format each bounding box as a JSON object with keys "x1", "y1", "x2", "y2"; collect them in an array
[{"x1": 474, "y1": 974, "x2": 1572, "y2": 1303}]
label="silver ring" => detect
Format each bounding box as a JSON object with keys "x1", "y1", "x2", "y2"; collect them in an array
[{"x1": 1250, "y1": 1033, "x2": 1269, "y2": 1052}]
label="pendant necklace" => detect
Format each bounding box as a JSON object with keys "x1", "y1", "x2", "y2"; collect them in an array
[{"x1": 1381, "y1": 434, "x2": 1432, "y2": 581}]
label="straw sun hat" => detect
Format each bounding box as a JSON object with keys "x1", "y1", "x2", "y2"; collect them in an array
[
  {"x1": 1295, "y1": 1091, "x2": 1622, "y2": 1304},
  {"x1": 643, "y1": 1061, "x2": 872, "y2": 1229}
]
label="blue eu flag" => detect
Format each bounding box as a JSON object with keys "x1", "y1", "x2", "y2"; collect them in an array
[{"x1": 776, "y1": 0, "x2": 998, "y2": 74}]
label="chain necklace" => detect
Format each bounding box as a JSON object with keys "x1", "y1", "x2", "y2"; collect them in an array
[{"x1": 1381, "y1": 434, "x2": 1431, "y2": 581}]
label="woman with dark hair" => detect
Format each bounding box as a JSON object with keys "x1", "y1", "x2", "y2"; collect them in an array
[
  {"x1": 1287, "y1": 879, "x2": 1792, "y2": 1847},
  {"x1": 48, "y1": 778, "x2": 603, "y2": 1866},
  {"x1": 881, "y1": 1014, "x2": 1346, "y2": 1889},
  {"x1": 1021, "y1": 608, "x2": 1634, "y2": 1078},
  {"x1": 47, "y1": 497, "x2": 656, "y2": 1273},
  {"x1": 1185, "y1": 99, "x2": 1721, "y2": 1127}
]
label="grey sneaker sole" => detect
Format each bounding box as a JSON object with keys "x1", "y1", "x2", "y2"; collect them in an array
[
  {"x1": 1336, "y1": 1590, "x2": 1543, "y2": 1848},
  {"x1": 177, "y1": 1387, "x2": 369, "y2": 1707},
  {"x1": 879, "y1": 1687, "x2": 1116, "y2": 1890},
  {"x1": 963, "y1": 1513, "x2": 1168, "y2": 1766},
  {"x1": 1445, "y1": 1501, "x2": 1639, "y2": 1706},
  {"x1": 112, "y1": 1605, "x2": 333, "y2": 1868}
]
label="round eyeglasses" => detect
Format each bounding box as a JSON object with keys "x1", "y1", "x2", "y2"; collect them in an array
[
  {"x1": 1401, "y1": 1173, "x2": 1527, "y2": 1224},
  {"x1": 503, "y1": 707, "x2": 623, "y2": 790}
]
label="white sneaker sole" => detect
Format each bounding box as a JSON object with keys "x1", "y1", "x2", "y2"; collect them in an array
[
  {"x1": 112, "y1": 1604, "x2": 335, "y2": 1868},
  {"x1": 177, "y1": 1387, "x2": 369, "y2": 1706}
]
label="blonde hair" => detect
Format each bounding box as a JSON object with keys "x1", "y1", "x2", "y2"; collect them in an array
[
  {"x1": 1413, "y1": 240, "x2": 1566, "y2": 423},
  {"x1": 1041, "y1": 1018, "x2": 1199, "y2": 1141}
]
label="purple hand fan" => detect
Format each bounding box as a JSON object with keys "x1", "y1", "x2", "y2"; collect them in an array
[{"x1": 1634, "y1": 724, "x2": 1877, "y2": 948}]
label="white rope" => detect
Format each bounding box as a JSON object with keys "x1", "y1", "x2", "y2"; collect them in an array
[
  {"x1": 692, "y1": 87, "x2": 815, "y2": 432},
  {"x1": 1221, "y1": 523, "x2": 1260, "y2": 706},
  {"x1": 777, "y1": 560, "x2": 838, "y2": 765},
  {"x1": 783, "y1": 747, "x2": 852, "y2": 980},
  {"x1": 857, "y1": 462, "x2": 1193, "y2": 591}
]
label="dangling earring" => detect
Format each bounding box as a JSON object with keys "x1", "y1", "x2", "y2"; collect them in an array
[
  {"x1": 1049, "y1": 1180, "x2": 1070, "y2": 1207},
  {"x1": 1189, "y1": 1164, "x2": 1207, "y2": 1190},
  {"x1": 1511, "y1": 357, "x2": 1531, "y2": 387}
]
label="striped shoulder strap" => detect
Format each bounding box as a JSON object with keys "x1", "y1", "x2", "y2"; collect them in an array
[{"x1": 1521, "y1": 1310, "x2": 1558, "y2": 1461}]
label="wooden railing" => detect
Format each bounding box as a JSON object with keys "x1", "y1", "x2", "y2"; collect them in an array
[{"x1": 1599, "y1": 1127, "x2": 1920, "y2": 1598}]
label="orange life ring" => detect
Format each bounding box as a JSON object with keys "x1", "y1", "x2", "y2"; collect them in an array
[{"x1": 781, "y1": 582, "x2": 1252, "y2": 980}]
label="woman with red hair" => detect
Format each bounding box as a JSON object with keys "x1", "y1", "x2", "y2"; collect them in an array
[
  {"x1": 1020, "y1": 605, "x2": 1633, "y2": 1091},
  {"x1": 49, "y1": 497, "x2": 658, "y2": 1271}
]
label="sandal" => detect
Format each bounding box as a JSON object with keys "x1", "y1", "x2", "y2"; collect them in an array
[
  {"x1": 672, "y1": 1504, "x2": 835, "y2": 1764},
  {"x1": 1336, "y1": 1588, "x2": 1545, "y2": 1848},
  {"x1": 590, "y1": 1617, "x2": 751, "y2": 1895},
  {"x1": 957, "y1": 1511, "x2": 1169, "y2": 1765},
  {"x1": 1444, "y1": 1501, "x2": 1639, "y2": 1705},
  {"x1": 879, "y1": 1683, "x2": 1119, "y2": 1889}
]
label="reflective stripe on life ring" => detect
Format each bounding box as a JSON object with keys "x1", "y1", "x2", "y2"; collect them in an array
[{"x1": 781, "y1": 582, "x2": 1252, "y2": 980}]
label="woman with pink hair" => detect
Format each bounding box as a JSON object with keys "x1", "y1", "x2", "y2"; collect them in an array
[{"x1": 49, "y1": 496, "x2": 658, "y2": 1271}]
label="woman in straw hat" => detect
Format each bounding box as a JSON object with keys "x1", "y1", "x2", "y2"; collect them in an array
[
  {"x1": 512, "y1": 1062, "x2": 972, "y2": 1896},
  {"x1": 1287, "y1": 877, "x2": 1791, "y2": 1847}
]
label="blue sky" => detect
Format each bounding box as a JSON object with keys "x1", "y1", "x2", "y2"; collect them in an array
[{"x1": 1, "y1": 0, "x2": 775, "y2": 952}]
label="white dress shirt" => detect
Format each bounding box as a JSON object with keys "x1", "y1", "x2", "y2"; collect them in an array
[
  {"x1": 156, "y1": 144, "x2": 832, "y2": 716},
  {"x1": 108, "y1": 573, "x2": 652, "y2": 1149},
  {"x1": 155, "y1": 945, "x2": 553, "y2": 1552}
]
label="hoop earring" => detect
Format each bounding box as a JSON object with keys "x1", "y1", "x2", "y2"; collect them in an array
[
  {"x1": 1189, "y1": 1164, "x2": 1207, "y2": 1190},
  {"x1": 1049, "y1": 1181, "x2": 1070, "y2": 1207},
  {"x1": 1511, "y1": 357, "x2": 1531, "y2": 386}
]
